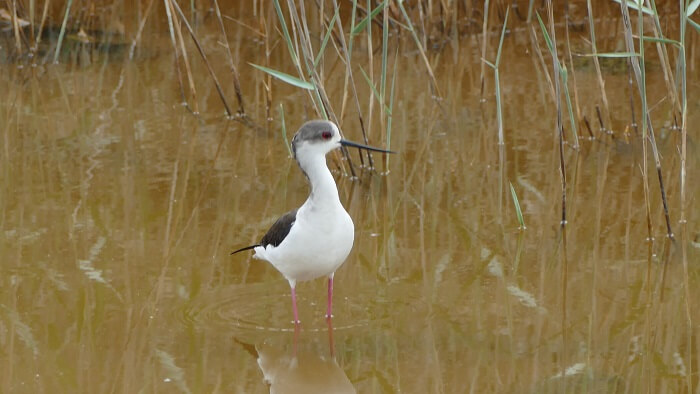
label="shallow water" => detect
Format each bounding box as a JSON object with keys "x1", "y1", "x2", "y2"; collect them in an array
[{"x1": 1, "y1": 4, "x2": 699, "y2": 393}]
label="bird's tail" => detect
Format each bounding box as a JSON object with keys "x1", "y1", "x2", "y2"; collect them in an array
[{"x1": 230, "y1": 244, "x2": 261, "y2": 255}]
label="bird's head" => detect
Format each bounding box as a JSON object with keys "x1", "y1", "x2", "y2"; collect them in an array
[
  {"x1": 291, "y1": 120, "x2": 342, "y2": 159},
  {"x1": 291, "y1": 120, "x2": 394, "y2": 162}
]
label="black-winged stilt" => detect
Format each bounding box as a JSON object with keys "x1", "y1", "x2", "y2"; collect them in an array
[{"x1": 231, "y1": 120, "x2": 393, "y2": 325}]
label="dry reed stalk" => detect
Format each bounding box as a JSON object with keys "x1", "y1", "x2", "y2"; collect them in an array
[
  {"x1": 564, "y1": 14, "x2": 582, "y2": 149},
  {"x1": 337, "y1": 0, "x2": 356, "y2": 123},
  {"x1": 396, "y1": 1, "x2": 440, "y2": 96},
  {"x1": 479, "y1": 0, "x2": 490, "y2": 98},
  {"x1": 544, "y1": 0, "x2": 569, "y2": 378},
  {"x1": 417, "y1": 1, "x2": 427, "y2": 49},
  {"x1": 643, "y1": 0, "x2": 681, "y2": 115},
  {"x1": 380, "y1": 0, "x2": 390, "y2": 147},
  {"x1": 582, "y1": 115, "x2": 594, "y2": 139},
  {"x1": 164, "y1": 0, "x2": 198, "y2": 114},
  {"x1": 529, "y1": 25, "x2": 555, "y2": 100},
  {"x1": 595, "y1": 105, "x2": 609, "y2": 137},
  {"x1": 290, "y1": 0, "x2": 341, "y2": 128},
  {"x1": 128, "y1": 0, "x2": 155, "y2": 60},
  {"x1": 586, "y1": 0, "x2": 611, "y2": 127},
  {"x1": 385, "y1": 46, "x2": 398, "y2": 170},
  {"x1": 328, "y1": 0, "x2": 378, "y2": 175},
  {"x1": 281, "y1": 0, "x2": 328, "y2": 119},
  {"x1": 536, "y1": 7, "x2": 567, "y2": 226},
  {"x1": 362, "y1": 0, "x2": 375, "y2": 169},
  {"x1": 620, "y1": 26, "x2": 661, "y2": 384},
  {"x1": 10, "y1": 0, "x2": 23, "y2": 54},
  {"x1": 261, "y1": 2, "x2": 272, "y2": 122},
  {"x1": 28, "y1": 0, "x2": 35, "y2": 46},
  {"x1": 34, "y1": 0, "x2": 50, "y2": 52},
  {"x1": 213, "y1": 0, "x2": 246, "y2": 116},
  {"x1": 678, "y1": 0, "x2": 692, "y2": 389},
  {"x1": 222, "y1": 14, "x2": 266, "y2": 36},
  {"x1": 169, "y1": 0, "x2": 233, "y2": 117},
  {"x1": 312, "y1": 1, "x2": 392, "y2": 173},
  {"x1": 626, "y1": 61, "x2": 639, "y2": 135},
  {"x1": 618, "y1": 1, "x2": 673, "y2": 239},
  {"x1": 279, "y1": 1, "x2": 303, "y2": 78},
  {"x1": 330, "y1": 0, "x2": 368, "y2": 138},
  {"x1": 275, "y1": 2, "x2": 350, "y2": 171}
]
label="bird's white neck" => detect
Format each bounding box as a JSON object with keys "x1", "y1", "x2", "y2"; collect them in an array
[{"x1": 297, "y1": 152, "x2": 340, "y2": 207}]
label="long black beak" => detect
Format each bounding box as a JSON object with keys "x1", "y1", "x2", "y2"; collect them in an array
[{"x1": 340, "y1": 139, "x2": 395, "y2": 154}]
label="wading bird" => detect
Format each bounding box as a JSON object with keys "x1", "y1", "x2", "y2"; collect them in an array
[{"x1": 231, "y1": 120, "x2": 393, "y2": 325}]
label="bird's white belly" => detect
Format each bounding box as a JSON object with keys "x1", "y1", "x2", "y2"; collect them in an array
[{"x1": 255, "y1": 208, "x2": 354, "y2": 283}]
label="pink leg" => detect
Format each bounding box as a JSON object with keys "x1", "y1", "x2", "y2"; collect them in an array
[
  {"x1": 293, "y1": 322, "x2": 300, "y2": 356},
  {"x1": 325, "y1": 274, "x2": 334, "y2": 319},
  {"x1": 290, "y1": 285, "x2": 300, "y2": 325},
  {"x1": 327, "y1": 316, "x2": 335, "y2": 358}
]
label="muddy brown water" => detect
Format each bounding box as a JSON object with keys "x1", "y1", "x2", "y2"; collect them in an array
[{"x1": 1, "y1": 6, "x2": 698, "y2": 394}]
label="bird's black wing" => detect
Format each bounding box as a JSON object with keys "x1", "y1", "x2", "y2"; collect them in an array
[
  {"x1": 230, "y1": 209, "x2": 298, "y2": 255},
  {"x1": 260, "y1": 208, "x2": 298, "y2": 247}
]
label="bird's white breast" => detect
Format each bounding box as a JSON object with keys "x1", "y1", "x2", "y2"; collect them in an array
[{"x1": 254, "y1": 202, "x2": 354, "y2": 283}]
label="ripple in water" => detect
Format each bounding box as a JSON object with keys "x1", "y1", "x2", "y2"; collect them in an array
[{"x1": 180, "y1": 280, "x2": 388, "y2": 337}]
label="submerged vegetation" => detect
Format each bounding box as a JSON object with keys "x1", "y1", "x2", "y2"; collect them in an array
[{"x1": 0, "y1": 0, "x2": 698, "y2": 392}]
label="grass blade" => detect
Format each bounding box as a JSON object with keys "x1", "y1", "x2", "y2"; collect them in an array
[
  {"x1": 313, "y1": 8, "x2": 339, "y2": 69},
  {"x1": 396, "y1": 0, "x2": 440, "y2": 95},
  {"x1": 380, "y1": 0, "x2": 389, "y2": 101},
  {"x1": 482, "y1": 59, "x2": 496, "y2": 69},
  {"x1": 611, "y1": 0, "x2": 654, "y2": 15},
  {"x1": 53, "y1": 0, "x2": 73, "y2": 63},
  {"x1": 535, "y1": 12, "x2": 554, "y2": 54},
  {"x1": 509, "y1": 182, "x2": 526, "y2": 229},
  {"x1": 249, "y1": 63, "x2": 315, "y2": 90},
  {"x1": 359, "y1": 66, "x2": 391, "y2": 114},
  {"x1": 495, "y1": 69, "x2": 503, "y2": 145},
  {"x1": 272, "y1": 0, "x2": 300, "y2": 66},
  {"x1": 352, "y1": 0, "x2": 385, "y2": 35},
  {"x1": 689, "y1": 18, "x2": 700, "y2": 33},
  {"x1": 495, "y1": 7, "x2": 510, "y2": 67},
  {"x1": 560, "y1": 64, "x2": 579, "y2": 148},
  {"x1": 278, "y1": 104, "x2": 292, "y2": 157},
  {"x1": 642, "y1": 36, "x2": 682, "y2": 47},
  {"x1": 386, "y1": 47, "x2": 399, "y2": 164},
  {"x1": 577, "y1": 52, "x2": 640, "y2": 58}
]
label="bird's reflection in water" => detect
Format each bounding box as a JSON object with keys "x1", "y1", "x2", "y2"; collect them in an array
[{"x1": 237, "y1": 319, "x2": 355, "y2": 394}]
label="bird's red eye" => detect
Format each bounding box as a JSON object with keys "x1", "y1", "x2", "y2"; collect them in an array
[{"x1": 321, "y1": 131, "x2": 332, "y2": 140}]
